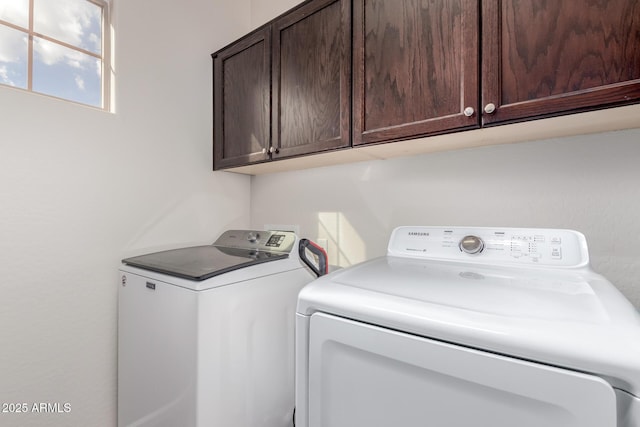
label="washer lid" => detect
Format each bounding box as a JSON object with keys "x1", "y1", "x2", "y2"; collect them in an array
[
  {"x1": 121, "y1": 230, "x2": 298, "y2": 281},
  {"x1": 297, "y1": 256, "x2": 640, "y2": 396},
  {"x1": 122, "y1": 245, "x2": 288, "y2": 281}
]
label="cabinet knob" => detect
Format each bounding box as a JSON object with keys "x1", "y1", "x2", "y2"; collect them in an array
[
  {"x1": 463, "y1": 107, "x2": 475, "y2": 117},
  {"x1": 269, "y1": 147, "x2": 278, "y2": 154},
  {"x1": 261, "y1": 148, "x2": 267, "y2": 154},
  {"x1": 484, "y1": 103, "x2": 496, "y2": 114}
]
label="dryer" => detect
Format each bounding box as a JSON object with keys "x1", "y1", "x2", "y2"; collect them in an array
[
  {"x1": 119, "y1": 230, "x2": 322, "y2": 427},
  {"x1": 295, "y1": 226, "x2": 640, "y2": 427}
]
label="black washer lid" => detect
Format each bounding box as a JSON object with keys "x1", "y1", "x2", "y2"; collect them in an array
[{"x1": 121, "y1": 245, "x2": 288, "y2": 281}]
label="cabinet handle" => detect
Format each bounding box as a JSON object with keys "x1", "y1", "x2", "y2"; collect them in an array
[
  {"x1": 484, "y1": 103, "x2": 496, "y2": 114},
  {"x1": 463, "y1": 107, "x2": 475, "y2": 117}
]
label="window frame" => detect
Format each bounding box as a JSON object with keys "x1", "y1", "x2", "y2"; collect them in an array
[{"x1": 0, "y1": 0, "x2": 111, "y2": 110}]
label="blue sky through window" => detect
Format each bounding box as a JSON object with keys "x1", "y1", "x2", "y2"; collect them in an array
[
  {"x1": 0, "y1": 0, "x2": 104, "y2": 108},
  {"x1": 33, "y1": 37, "x2": 101, "y2": 106},
  {"x1": 0, "y1": 24, "x2": 27, "y2": 88}
]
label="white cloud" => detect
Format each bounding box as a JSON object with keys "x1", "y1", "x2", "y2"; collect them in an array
[
  {"x1": 33, "y1": 37, "x2": 93, "y2": 71},
  {"x1": 33, "y1": 0, "x2": 101, "y2": 51},
  {"x1": 89, "y1": 32, "x2": 100, "y2": 52},
  {"x1": 67, "y1": 59, "x2": 82, "y2": 69},
  {"x1": 2, "y1": 0, "x2": 101, "y2": 70},
  {"x1": 1, "y1": 0, "x2": 102, "y2": 104},
  {"x1": 0, "y1": 24, "x2": 27, "y2": 63},
  {"x1": 0, "y1": 65, "x2": 15, "y2": 85},
  {"x1": 75, "y1": 75, "x2": 85, "y2": 91},
  {"x1": 33, "y1": 37, "x2": 65, "y2": 65},
  {"x1": 0, "y1": 0, "x2": 29, "y2": 28}
]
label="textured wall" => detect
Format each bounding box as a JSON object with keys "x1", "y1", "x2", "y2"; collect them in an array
[
  {"x1": 251, "y1": 129, "x2": 640, "y2": 308},
  {"x1": 250, "y1": 0, "x2": 300, "y2": 26},
  {"x1": 248, "y1": 0, "x2": 640, "y2": 308},
  {"x1": 0, "y1": 0, "x2": 251, "y2": 425}
]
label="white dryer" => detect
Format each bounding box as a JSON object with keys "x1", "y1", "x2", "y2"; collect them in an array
[
  {"x1": 295, "y1": 226, "x2": 640, "y2": 427},
  {"x1": 119, "y1": 230, "x2": 325, "y2": 427}
]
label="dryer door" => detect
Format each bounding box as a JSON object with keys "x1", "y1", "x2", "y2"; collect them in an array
[{"x1": 307, "y1": 313, "x2": 616, "y2": 427}]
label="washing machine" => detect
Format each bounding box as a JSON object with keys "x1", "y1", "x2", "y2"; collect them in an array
[
  {"x1": 118, "y1": 229, "x2": 325, "y2": 427},
  {"x1": 295, "y1": 226, "x2": 640, "y2": 427}
]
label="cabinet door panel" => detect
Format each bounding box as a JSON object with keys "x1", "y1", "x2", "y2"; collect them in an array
[
  {"x1": 213, "y1": 28, "x2": 270, "y2": 169},
  {"x1": 353, "y1": 0, "x2": 479, "y2": 146},
  {"x1": 482, "y1": 0, "x2": 640, "y2": 125},
  {"x1": 273, "y1": 0, "x2": 351, "y2": 159}
]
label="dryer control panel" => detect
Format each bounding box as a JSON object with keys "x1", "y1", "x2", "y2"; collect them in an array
[{"x1": 387, "y1": 226, "x2": 589, "y2": 268}]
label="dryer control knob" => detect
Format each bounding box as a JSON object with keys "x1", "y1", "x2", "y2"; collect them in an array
[
  {"x1": 459, "y1": 235, "x2": 484, "y2": 254},
  {"x1": 247, "y1": 232, "x2": 260, "y2": 243}
]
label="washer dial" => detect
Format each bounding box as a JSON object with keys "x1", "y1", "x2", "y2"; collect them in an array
[{"x1": 459, "y1": 235, "x2": 484, "y2": 254}]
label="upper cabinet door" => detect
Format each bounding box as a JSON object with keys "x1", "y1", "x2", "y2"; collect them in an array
[
  {"x1": 272, "y1": 0, "x2": 351, "y2": 159},
  {"x1": 482, "y1": 0, "x2": 640, "y2": 126},
  {"x1": 353, "y1": 0, "x2": 480, "y2": 146},
  {"x1": 213, "y1": 28, "x2": 271, "y2": 169}
]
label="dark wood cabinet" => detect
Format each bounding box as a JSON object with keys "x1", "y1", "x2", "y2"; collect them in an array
[
  {"x1": 481, "y1": 0, "x2": 640, "y2": 125},
  {"x1": 213, "y1": 28, "x2": 270, "y2": 169},
  {"x1": 272, "y1": 0, "x2": 351, "y2": 158},
  {"x1": 354, "y1": 0, "x2": 640, "y2": 145},
  {"x1": 353, "y1": 0, "x2": 480, "y2": 146},
  {"x1": 213, "y1": 0, "x2": 640, "y2": 172},
  {"x1": 213, "y1": 0, "x2": 350, "y2": 169}
]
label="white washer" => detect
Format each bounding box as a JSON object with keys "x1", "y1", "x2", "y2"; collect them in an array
[
  {"x1": 295, "y1": 226, "x2": 640, "y2": 427},
  {"x1": 119, "y1": 230, "x2": 316, "y2": 427}
]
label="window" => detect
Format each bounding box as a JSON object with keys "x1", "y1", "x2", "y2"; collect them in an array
[{"x1": 0, "y1": 0, "x2": 110, "y2": 109}]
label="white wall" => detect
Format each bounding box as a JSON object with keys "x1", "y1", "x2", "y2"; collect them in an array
[
  {"x1": 251, "y1": 129, "x2": 640, "y2": 308},
  {"x1": 251, "y1": 0, "x2": 298, "y2": 26},
  {"x1": 1, "y1": 0, "x2": 636, "y2": 424},
  {"x1": 0, "y1": 0, "x2": 252, "y2": 425},
  {"x1": 249, "y1": 0, "x2": 640, "y2": 309}
]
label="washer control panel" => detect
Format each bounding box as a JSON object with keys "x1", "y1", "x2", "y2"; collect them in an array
[
  {"x1": 387, "y1": 226, "x2": 589, "y2": 268},
  {"x1": 213, "y1": 230, "x2": 296, "y2": 253}
]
